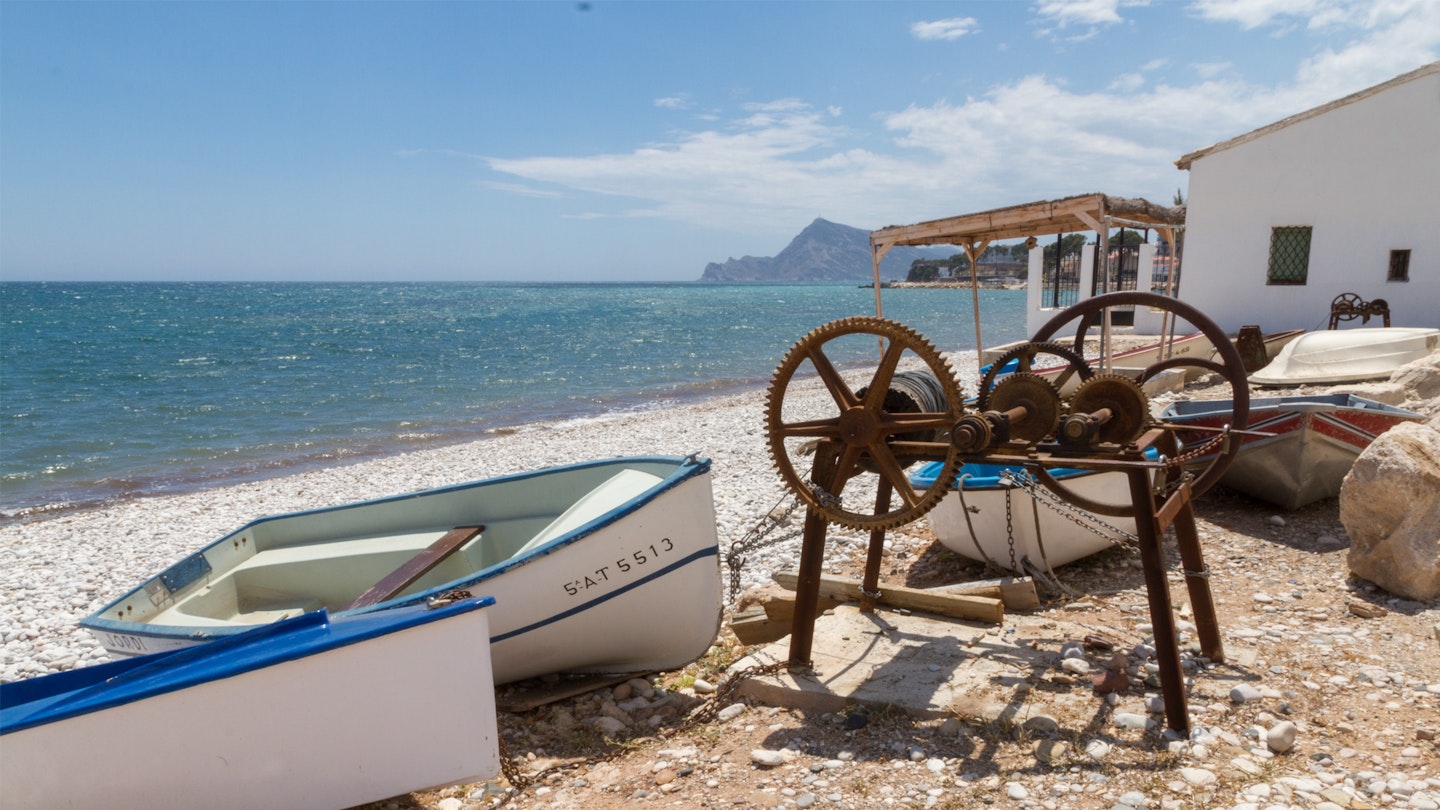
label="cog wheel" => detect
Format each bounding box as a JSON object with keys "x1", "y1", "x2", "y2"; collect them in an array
[
  {"x1": 978, "y1": 341, "x2": 1094, "y2": 410},
  {"x1": 986, "y1": 372, "x2": 1063, "y2": 445},
  {"x1": 1063, "y1": 374, "x2": 1150, "y2": 448},
  {"x1": 1030, "y1": 291, "x2": 1250, "y2": 510},
  {"x1": 765, "y1": 317, "x2": 963, "y2": 530}
]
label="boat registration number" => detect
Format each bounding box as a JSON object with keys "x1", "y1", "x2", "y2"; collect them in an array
[{"x1": 564, "y1": 537, "x2": 676, "y2": 596}]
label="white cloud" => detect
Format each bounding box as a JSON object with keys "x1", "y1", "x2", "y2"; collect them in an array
[
  {"x1": 1036, "y1": 0, "x2": 1148, "y2": 27},
  {"x1": 1189, "y1": 0, "x2": 1337, "y2": 30},
  {"x1": 482, "y1": 5, "x2": 1437, "y2": 236},
  {"x1": 1109, "y1": 72, "x2": 1146, "y2": 90},
  {"x1": 1192, "y1": 61, "x2": 1234, "y2": 79},
  {"x1": 655, "y1": 94, "x2": 692, "y2": 110},
  {"x1": 1188, "y1": 0, "x2": 1437, "y2": 34},
  {"x1": 910, "y1": 17, "x2": 980, "y2": 41},
  {"x1": 476, "y1": 181, "x2": 565, "y2": 199}
]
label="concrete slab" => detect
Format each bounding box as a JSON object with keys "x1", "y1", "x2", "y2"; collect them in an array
[{"x1": 734, "y1": 604, "x2": 1123, "y2": 727}]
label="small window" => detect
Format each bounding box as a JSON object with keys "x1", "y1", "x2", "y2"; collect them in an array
[
  {"x1": 1389, "y1": 249, "x2": 1411, "y2": 282},
  {"x1": 1267, "y1": 226, "x2": 1312, "y2": 285}
]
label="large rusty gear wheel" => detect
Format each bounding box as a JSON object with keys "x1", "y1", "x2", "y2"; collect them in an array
[
  {"x1": 1062, "y1": 374, "x2": 1150, "y2": 448},
  {"x1": 765, "y1": 317, "x2": 964, "y2": 530},
  {"x1": 987, "y1": 372, "x2": 1063, "y2": 445},
  {"x1": 1030, "y1": 291, "x2": 1250, "y2": 512},
  {"x1": 978, "y1": 341, "x2": 1094, "y2": 410}
]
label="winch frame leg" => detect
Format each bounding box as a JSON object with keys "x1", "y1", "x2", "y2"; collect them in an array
[
  {"x1": 788, "y1": 444, "x2": 839, "y2": 671},
  {"x1": 1129, "y1": 467, "x2": 1191, "y2": 734}
]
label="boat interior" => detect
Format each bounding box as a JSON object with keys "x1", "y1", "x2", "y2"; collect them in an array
[{"x1": 141, "y1": 468, "x2": 666, "y2": 628}]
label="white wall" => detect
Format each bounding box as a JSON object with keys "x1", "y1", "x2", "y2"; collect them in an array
[{"x1": 1180, "y1": 68, "x2": 1440, "y2": 333}]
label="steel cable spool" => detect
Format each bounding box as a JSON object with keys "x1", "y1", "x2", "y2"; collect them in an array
[
  {"x1": 854, "y1": 369, "x2": 951, "y2": 473},
  {"x1": 855, "y1": 369, "x2": 951, "y2": 443}
]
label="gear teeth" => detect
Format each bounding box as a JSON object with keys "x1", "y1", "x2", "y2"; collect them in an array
[
  {"x1": 1067, "y1": 373, "x2": 1150, "y2": 446},
  {"x1": 988, "y1": 372, "x2": 1063, "y2": 444},
  {"x1": 979, "y1": 341, "x2": 1093, "y2": 410},
  {"x1": 762, "y1": 316, "x2": 963, "y2": 531}
]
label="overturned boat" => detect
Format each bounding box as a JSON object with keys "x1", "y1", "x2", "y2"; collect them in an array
[
  {"x1": 4, "y1": 596, "x2": 499, "y2": 810},
  {"x1": 1250, "y1": 327, "x2": 1440, "y2": 386},
  {"x1": 81, "y1": 455, "x2": 722, "y2": 684},
  {"x1": 1162, "y1": 394, "x2": 1424, "y2": 510}
]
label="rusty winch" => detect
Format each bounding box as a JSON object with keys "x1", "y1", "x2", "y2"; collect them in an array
[{"x1": 762, "y1": 292, "x2": 1251, "y2": 733}]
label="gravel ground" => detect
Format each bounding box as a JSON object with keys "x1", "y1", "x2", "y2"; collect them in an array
[{"x1": 3, "y1": 352, "x2": 1436, "y2": 810}]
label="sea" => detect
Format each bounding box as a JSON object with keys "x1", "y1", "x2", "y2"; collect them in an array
[{"x1": 0, "y1": 282, "x2": 1028, "y2": 519}]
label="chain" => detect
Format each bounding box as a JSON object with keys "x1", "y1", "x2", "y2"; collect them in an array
[
  {"x1": 684, "y1": 660, "x2": 791, "y2": 725},
  {"x1": 1003, "y1": 489, "x2": 1019, "y2": 573},
  {"x1": 496, "y1": 660, "x2": 791, "y2": 793},
  {"x1": 999, "y1": 470, "x2": 1140, "y2": 550},
  {"x1": 724, "y1": 493, "x2": 802, "y2": 602}
]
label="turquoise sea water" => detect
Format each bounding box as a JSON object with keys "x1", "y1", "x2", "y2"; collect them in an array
[{"x1": 1, "y1": 282, "x2": 1026, "y2": 517}]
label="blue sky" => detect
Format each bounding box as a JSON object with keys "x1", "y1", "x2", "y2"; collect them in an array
[{"x1": 2, "y1": 1, "x2": 1436, "y2": 282}]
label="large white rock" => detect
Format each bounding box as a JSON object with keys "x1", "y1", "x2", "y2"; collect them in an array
[
  {"x1": 1391, "y1": 352, "x2": 1440, "y2": 401},
  {"x1": 1342, "y1": 417, "x2": 1440, "y2": 601}
]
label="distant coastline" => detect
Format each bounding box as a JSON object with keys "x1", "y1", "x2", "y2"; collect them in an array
[{"x1": 864, "y1": 280, "x2": 1028, "y2": 290}]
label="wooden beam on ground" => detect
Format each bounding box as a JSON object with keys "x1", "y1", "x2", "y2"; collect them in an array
[
  {"x1": 771, "y1": 571, "x2": 1004, "y2": 625},
  {"x1": 729, "y1": 608, "x2": 793, "y2": 646},
  {"x1": 927, "y1": 577, "x2": 1041, "y2": 611}
]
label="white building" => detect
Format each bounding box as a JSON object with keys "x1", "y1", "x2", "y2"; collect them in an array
[{"x1": 1175, "y1": 62, "x2": 1440, "y2": 334}]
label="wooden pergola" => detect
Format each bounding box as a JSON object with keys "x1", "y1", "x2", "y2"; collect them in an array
[{"x1": 868, "y1": 193, "x2": 1187, "y2": 363}]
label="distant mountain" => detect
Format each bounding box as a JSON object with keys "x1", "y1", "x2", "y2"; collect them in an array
[{"x1": 699, "y1": 218, "x2": 949, "y2": 282}]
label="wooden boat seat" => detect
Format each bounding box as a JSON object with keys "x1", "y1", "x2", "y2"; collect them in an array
[
  {"x1": 513, "y1": 470, "x2": 664, "y2": 557},
  {"x1": 344, "y1": 525, "x2": 484, "y2": 611}
]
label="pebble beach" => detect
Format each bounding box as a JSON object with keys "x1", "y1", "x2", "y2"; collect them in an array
[
  {"x1": 0, "y1": 367, "x2": 848, "y2": 683},
  {"x1": 4, "y1": 353, "x2": 1439, "y2": 810}
]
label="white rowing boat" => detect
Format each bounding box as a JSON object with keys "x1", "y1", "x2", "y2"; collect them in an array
[
  {"x1": 911, "y1": 460, "x2": 1140, "y2": 573},
  {"x1": 1250, "y1": 327, "x2": 1440, "y2": 385},
  {"x1": 1161, "y1": 394, "x2": 1425, "y2": 510},
  {"x1": 80, "y1": 455, "x2": 722, "y2": 684},
  {"x1": 3, "y1": 596, "x2": 498, "y2": 810}
]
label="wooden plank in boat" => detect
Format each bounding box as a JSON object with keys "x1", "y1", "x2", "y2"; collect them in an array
[{"x1": 344, "y1": 525, "x2": 484, "y2": 611}]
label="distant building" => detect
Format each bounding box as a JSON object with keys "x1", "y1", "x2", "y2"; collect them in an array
[{"x1": 1175, "y1": 62, "x2": 1440, "y2": 333}]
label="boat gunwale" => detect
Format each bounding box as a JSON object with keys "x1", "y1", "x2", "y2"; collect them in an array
[
  {"x1": 3, "y1": 595, "x2": 496, "y2": 735},
  {"x1": 79, "y1": 455, "x2": 711, "y2": 641}
]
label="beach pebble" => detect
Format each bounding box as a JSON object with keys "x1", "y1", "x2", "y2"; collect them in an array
[
  {"x1": 1179, "y1": 767, "x2": 1217, "y2": 786},
  {"x1": 1230, "y1": 684, "x2": 1265, "y2": 703},
  {"x1": 750, "y1": 749, "x2": 788, "y2": 767},
  {"x1": 1266, "y1": 721, "x2": 1298, "y2": 753},
  {"x1": 590, "y1": 716, "x2": 627, "y2": 736}
]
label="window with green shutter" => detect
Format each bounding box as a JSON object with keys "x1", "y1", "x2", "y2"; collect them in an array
[{"x1": 1267, "y1": 226, "x2": 1312, "y2": 285}]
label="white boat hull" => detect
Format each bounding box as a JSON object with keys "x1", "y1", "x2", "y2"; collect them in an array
[
  {"x1": 81, "y1": 456, "x2": 722, "y2": 684},
  {"x1": 1250, "y1": 327, "x2": 1440, "y2": 385},
  {"x1": 3, "y1": 598, "x2": 499, "y2": 810},
  {"x1": 914, "y1": 463, "x2": 1138, "y2": 573}
]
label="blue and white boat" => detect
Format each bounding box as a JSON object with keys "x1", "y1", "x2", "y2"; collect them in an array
[
  {"x1": 81, "y1": 455, "x2": 722, "y2": 684},
  {"x1": 3, "y1": 596, "x2": 499, "y2": 810},
  {"x1": 911, "y1": 459, "x2": 1141, "y2": 573}
]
